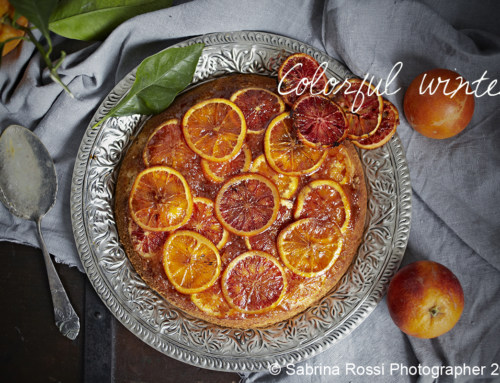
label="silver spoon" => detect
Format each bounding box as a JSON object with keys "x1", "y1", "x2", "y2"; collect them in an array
[{"x1": 0, "y1": 125, "x2": 80, "y2": 340}]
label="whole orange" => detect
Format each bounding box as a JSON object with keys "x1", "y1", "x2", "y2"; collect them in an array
[
  {"x1": 403, "y1": 68, "x2": 475, "y2": 139},
  {"x1": 387, "y1": 260, "x2": 464, "y2": 339},
  {"x1": 0, "y1": 0, "x2": 28, "y2": 56}
]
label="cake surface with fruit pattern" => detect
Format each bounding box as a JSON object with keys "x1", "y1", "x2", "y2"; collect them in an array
[{"x1": 114, "y1": 73, "x2": 367, "y2": 328}]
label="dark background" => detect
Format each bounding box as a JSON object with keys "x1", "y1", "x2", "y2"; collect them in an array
[{"x1": 0, "y1": 242, "x2": 240, "y2": 383}]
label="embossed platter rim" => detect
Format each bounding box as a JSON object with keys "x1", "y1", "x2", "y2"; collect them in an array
[{"x1": 70, "y1": 31, "x2": 412, "y2": 372}]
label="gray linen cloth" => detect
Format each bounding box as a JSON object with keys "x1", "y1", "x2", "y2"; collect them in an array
[{"x1": 1, "y1": 0, "x2": 499, "y2": 382}]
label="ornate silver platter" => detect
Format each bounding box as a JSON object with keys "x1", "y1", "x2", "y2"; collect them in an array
[{"x1": 70, "y1": 31, "x2": 411, "y2": 372}]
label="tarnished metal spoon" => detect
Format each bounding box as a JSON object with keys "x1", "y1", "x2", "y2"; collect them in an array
[{"x1": 0, "y1": 125, "x2": 80, "y2": 340}]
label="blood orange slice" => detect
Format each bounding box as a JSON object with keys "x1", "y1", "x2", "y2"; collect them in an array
[
  {"x1": 279, "y1": 271, "x2": 326, "y2": 311},
  {"x1": 215, "y1": 173, "x2": 280, "y2": 237},
  {"x1": 128, "y1": 220, "x2": 168, "y2": 259},
  {"x1": 221, "y1": 251, "x2": 287, "y2": 314},
  {"x1": 250, "y1": 154, "x2": 299, "y2": 199},
  {"x1": 162, "y1": 230, "x2": 221, "y2": 294},
  {"x1": 182, "y1": 98, "x2": 247, "y2": 162},
  {"x1": 230, "y1": 87, "x2": 285, "y2": 134},
  {"x1": 191, "y1": 281, "x2": 237, "y2": 319},
  {"x1": 331, "y1": 78, "x2": 383, "y2": 140},
  {"x1": 264, "y1": 112, "x2": 327, "y2": 176},
  {"x1": 311, "y1": 145, "x2": 354, "y2": 185},
  {"x1": 129, "y1": 166, "x2": 193, "y2": 232},
  {"x1": 352, "y1": 100, "x2": 399, "y2": 149},
  {"x1": 277, "y1": 218, "x2": 344, "y2": 277},
  {"x1": 294, "y1": 179, "x2": 351, "y2": 232},
  {"x1": 277, "y1": 53, "x2": 328, "y2": 106},
  {"x1": 182, "y1": 197, "x2": 229, "y2": 249},
  {"x1": 292, "y1": 94, "x2": 348, "y2": 148},
  {"x1": 244, "y1": 199, "x2": 294, "y2": 257},
  {"x1": 201, "y1": 144, "x2": 252, "y2": 183},
  {"x1": 142, "y1": 118, "x2": 197, "y2": 169}
]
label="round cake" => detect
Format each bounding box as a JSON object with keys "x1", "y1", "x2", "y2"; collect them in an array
[{"x1": 114, "y1": 73, "x2": 367, "y2": 328}]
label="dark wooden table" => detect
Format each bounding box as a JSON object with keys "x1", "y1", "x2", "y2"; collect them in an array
[{"x1": 0, "y1": 241, "x2": 241, "y2": 383}]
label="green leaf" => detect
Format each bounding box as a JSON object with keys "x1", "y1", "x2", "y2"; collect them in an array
[
  {"x1": 10, "y1": 0, "x2": 57, "y2": 45},
  {"x1": 95, "y1": 43, "x2": 204, "y2": 127},
  {"x1": 49, "y1": 0, "x2": 173, "y2": 41}
]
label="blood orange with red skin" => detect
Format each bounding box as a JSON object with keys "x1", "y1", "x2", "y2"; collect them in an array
[
  {"x1": 230, "y1": 87, "x2": 285, "y2": 134},
  {"x1": 387, "y1": 260, "x2": 464, "y2": 338},
  {"x1": 353, "y1": 100, "x2": 399, "y2": 149},
  {"x1": 278, "y1": 53, "x2": 328, "y2": 106},
  {"x1": 403, "y1": 68, "x2": 474, "y2": 139},
  {"x1": 292, "y1": 94, "x2": 348, "y2": 148}
]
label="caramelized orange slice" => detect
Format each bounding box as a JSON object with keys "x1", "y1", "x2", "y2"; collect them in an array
[
  {"x1": 277, "y1": 53, "x2": 328, "y2": 106},
  {"x1": 331, "y1": 78, "x2": 383, "y2": 139},
  {"x1": 182, "y1": 98, "x2": 246, "y2": 162},
  {"x1": 143, "y1": 118, "x2": 197, "y2": 169},
  {"x1": 191, "y1": 280, "x2": 237, "y2": 319},
  {"x1": 294, "y1": 179, "x2": 351, "y2": 232},
  {"x1": 292, "y1": 94, "x2": 348, "y2": 148},
  {"x1": 250, "y1": 154, "x2": 299, "y2": 199},
  {"x1": 215, "y1": 173, "x2": 280, "y2": 237},
  {"x1": 277, "y1": 218, "x2": 344, "y2": 277},
  {"x1": 264, "y1": 112, "x2": 327, "y2": 176},
  {"x1": 201, "y1": 144, "x2": 252, "y2": 183},
  {"x1": 230, "y1": 87, "x2": 285, "y2": 134},
  {"x1": 352, "y1": 99, "x2": 399, "y2": 149},
  {"x1": 128, "y1": 220, "x2": 168, "y2": 259},
  {"x1": 279, "y1": 270, "x2": 327, "y2": 311},
  {"x1": 182, "y1": 197, "x2": 229, "y2": 249},
  {"x1": 163, "y1": 230, "x2": 221, "y2": 294},
  {"x1": 311, "y1": 145, "x2": 354, "y2": 184},
  {"x1": 129, "y1": 166, "x2": 193, "y2": 232},
  {"x1": 244, "y1": 199, "x2": 294, "y2": 257},
  {"x1": 221, "y1": 251, "x2": 287, "y2": 314}
]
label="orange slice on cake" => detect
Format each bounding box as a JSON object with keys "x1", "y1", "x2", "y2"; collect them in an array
[
  {"x1": 215, "y1": 173, "x2": 280, "y2": 237},
  {"x1": 331, "y1": 78, "x2": 383, "y2": 140},
  {"x1": 250, "y1": 154, "x2": 299, "y2": 199},
  {"x1": 201, "y1": 144, "x2": 252, "y2": 183},
  {"x1": 264, "y1": 112, "x2": 327, "y2": 176},
  {"x1": 311, "y1": 145, "x2": 354, "y2": 185},
  {"x1": 230, "y1": 87, "x2": 285, "y2": 134},
  {"x1": 142, "y1": 118, "x2": 197, "y2": 169},
  {"x1": 182, "y1": 197, "x2": 229, "y2": 249},
  {"x1": 129, "y1": 166, "x2": 193, "y2": 232},
  {"x1": 294, "y1": 179, "x2": 351, "y2": 233},
  {"x1": 182, "y1": 98, "x2": 247, "y2": 162},
  {"x1": 221, "y1": 251, "x2": 287, "y2": 314},
  {"x1": 162, "y1": 230, "x2": 221, "y2": 294},
  {"x1": 277, "y1": 218, "x2": 344, "y2": 277},
  {"x1": 352, "y1": 99, "x2": 399, "y2": 149}
]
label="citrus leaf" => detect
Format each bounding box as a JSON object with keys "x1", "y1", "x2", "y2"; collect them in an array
[
  {"x1": 49, "y1": 0, "x2": 173, "y2": 41},
  {"x1": 96, "y1": 43, "x2": 204, "y2": 127},
  {"x1": 10, "y1": 0, "x2": 57, "y2": 44}
]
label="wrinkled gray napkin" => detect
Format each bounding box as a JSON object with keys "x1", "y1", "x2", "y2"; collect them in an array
[{"x1": 1, "y1": 0, "x2": 499, "y2": 382}]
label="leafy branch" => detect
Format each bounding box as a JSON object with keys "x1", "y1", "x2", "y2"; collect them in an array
[
  {"x1": 2, "y1": 0, "x2": 173, "y2": 97},
  {"x1": 5, "y1": 0, "x2": 73, "y2": 96}
]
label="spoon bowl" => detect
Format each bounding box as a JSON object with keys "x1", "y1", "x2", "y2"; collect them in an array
[{"x1": 0, "y1": 125, "x2": 80, "y2": 340}]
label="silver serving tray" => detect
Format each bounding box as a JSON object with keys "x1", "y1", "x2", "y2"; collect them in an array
[{"x1": 70, "y1": 31, "x2": 411, "y2": 372}]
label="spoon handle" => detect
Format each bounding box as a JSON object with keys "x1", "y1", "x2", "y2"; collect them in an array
[{"x1": 36, "y1": 219, "x2": 80, "y2": 340}]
